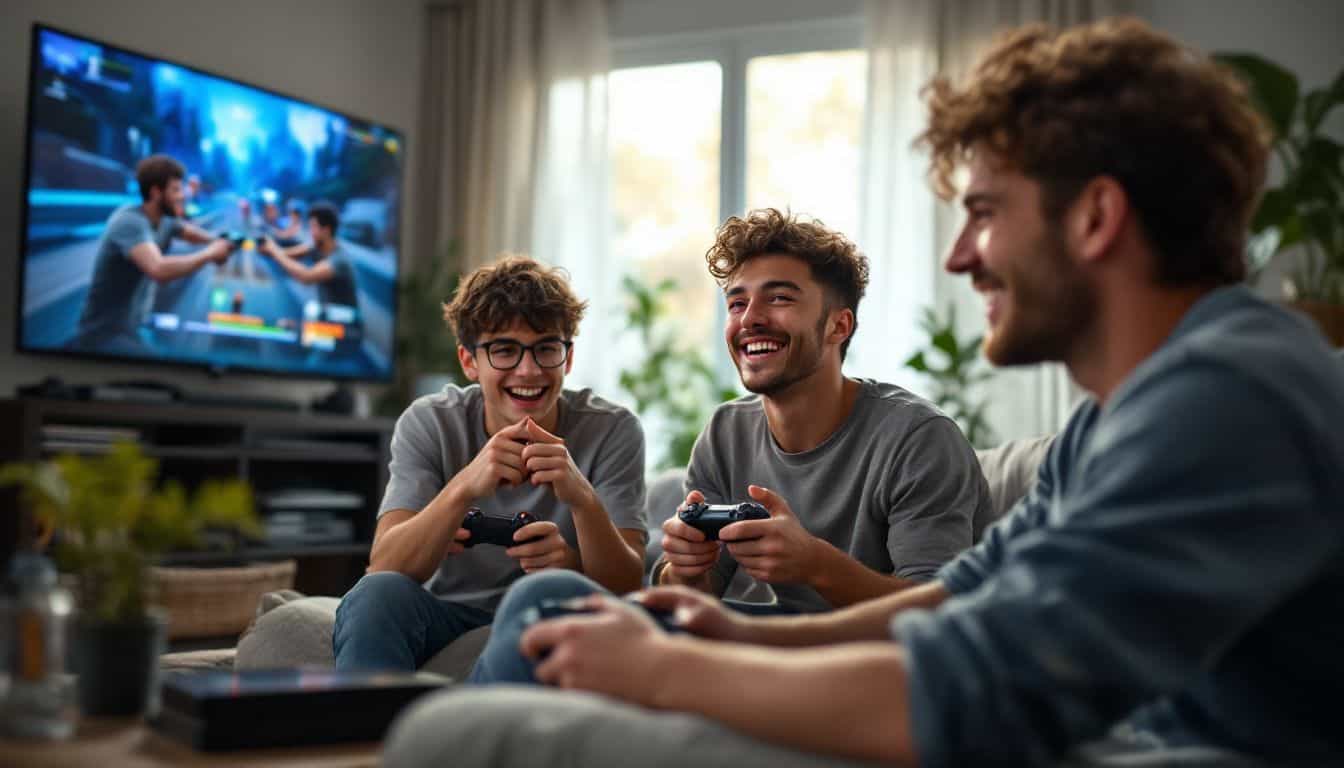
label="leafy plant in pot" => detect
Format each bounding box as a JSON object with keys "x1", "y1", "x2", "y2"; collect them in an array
[
  {"x1": 377, "y1": 244, "x2": 467, "y2": 417},
  {"x1": 1214, "y1": 52, "x2": 1344, "y2": 345},
  {"x1": 0, "y1": 443, "x2": 258, "y2": 716},
  {"x1": 617, "y1": 275, "x2": 739, "y2": 469},
  {"x1": 904, "y1": 304, "x2": 996, "y2": 449}
]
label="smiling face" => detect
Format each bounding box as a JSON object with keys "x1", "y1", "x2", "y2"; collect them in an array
[
  {"x1": 945, "y1": 152, "x2": 1096, "y2": 366},
  {"x1": 723, "y1": 254, "x2": 846, "y2": 397},
  {"x1": 458, "y1": 318, "x2": 573, "y2": 434},
  {"x1": 149, "y1": 178, "x2": 185, "y2": 220}
]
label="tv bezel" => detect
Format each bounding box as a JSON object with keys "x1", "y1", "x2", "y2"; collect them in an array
[{"x1": 14, "y1": 22, "x2": 405, "y2": 384}]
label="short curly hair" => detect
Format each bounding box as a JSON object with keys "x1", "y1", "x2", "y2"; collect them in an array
[
  {"x1": 706, "y1": 208, "x2": 870, "y2": 360},
  {"x1": 443, "y1": 255, "x2": 588, "y2": 349},
  {"x1": 917, "y1": 16, "x2": 1269, "y2": 287}
]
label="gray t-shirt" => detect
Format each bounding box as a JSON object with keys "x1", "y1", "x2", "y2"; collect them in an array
[
  {"x1": 681, "y1": 378, "x2": 992, "y2": 613},
  {"x1": 379, "y1": 384, "x2": 647, "y2": 610},
  {"x1": 304, "y1": 244, "x2": 360, "y2": 316},
  {"x1": 77, "y1": 204, "x2": 182, "y2": 342}
]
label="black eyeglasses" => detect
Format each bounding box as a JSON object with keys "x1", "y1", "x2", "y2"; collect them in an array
[{"x1": 473, "y1": 338, "x2": 573, "y2": 370}]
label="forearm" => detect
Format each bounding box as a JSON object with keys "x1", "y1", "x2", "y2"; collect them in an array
[
  {"x1": 178, "y1": 223, "x2": 214, "y2": 244},
  {"x1": 152, "y1": 251, "x2": 214, "y2": 282},
  {"x1": 807, "y1": 539, "x2": 922, "y2": 607},
  {"x1": 570, "y1": 500, "x2": 642, "y2": 594},
  {"x1": 367, "y1": 484, "x2": 471, "y2": 580},
  {"x1": 270, "y1": 251, "x2": 311, "y2": 282},
  {"x1": 749, "y1": 580, "x2": 949, "y2": 647},
  {"x1": 653, "y1": 555, "x2": 725, "y2": 596},
  {"x1": 649, "y1": 639, "x2": 917, "y2": 765}
]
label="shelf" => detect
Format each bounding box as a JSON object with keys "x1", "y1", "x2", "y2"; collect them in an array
[
  {"x1": 159, "y1": 543, "x2": 371, "y2": 566},
  {"x1": 245, "y1": 448, "x2": 380, "y2": 463},
  {"x1": 39, "y1": 444, "x2": 378, "y2": 463},
  {"x1": 41, "y1": 443, "x2": 241, "y2": 460},
  {"x1": 4, "y1": 397, "x2": 390, "y2": 595}
]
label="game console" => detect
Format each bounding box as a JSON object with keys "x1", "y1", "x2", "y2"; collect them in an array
[{"x1": 677, "y1": 501, "x2": 769, "y2": 540}]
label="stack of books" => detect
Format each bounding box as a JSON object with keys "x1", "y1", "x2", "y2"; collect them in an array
[{"x1": 260, "y1": 489, "x2": 364, "y2": 546}]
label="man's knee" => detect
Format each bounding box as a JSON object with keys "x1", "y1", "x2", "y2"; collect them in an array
[
  {"x1": 495, "y1": 570, "x2": 604, "y2": 623},
  {"x1": 335, "y1": 571, "x2": 426, "y2": 627}
]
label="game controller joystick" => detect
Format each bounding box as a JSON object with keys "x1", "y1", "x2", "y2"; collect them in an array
[
  {"x1": 677, "y1": 501, "x2": 770, "y2": 541},
  {"x1": 462, "y1": 508, "x2": 542, "y2": 547},
  {"x1": 219, "y1": 230, "x2": 246, "y2": 248}
]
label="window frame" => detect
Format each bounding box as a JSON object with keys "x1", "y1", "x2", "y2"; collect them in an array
[{"x1": 612, "y1": 17, "x2": 865, "y2": 379}]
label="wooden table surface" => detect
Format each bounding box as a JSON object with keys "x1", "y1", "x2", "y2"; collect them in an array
[{"x1": 0, "y1": 717, "x2": 380, "y2": 767}]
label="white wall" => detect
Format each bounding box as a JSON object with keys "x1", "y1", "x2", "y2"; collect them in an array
[
  {"x1": 1138, "y1": 0, "x2": 1344, "y2": 301},
  {"x1": 0, "y1": 0, "x2": 425, "y2": 405},
  {"x1": 610, "y1": 0, "x2": 862, "y2": 40}
]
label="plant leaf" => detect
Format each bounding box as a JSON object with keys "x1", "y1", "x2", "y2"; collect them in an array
[{"x1": 1215, "y1": 53, "x2": 1299, "y2": 138}]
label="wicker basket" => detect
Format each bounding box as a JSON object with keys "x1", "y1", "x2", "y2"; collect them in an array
[{"x1": 152, "y1": 560, "x2": 296, "y2": 639}]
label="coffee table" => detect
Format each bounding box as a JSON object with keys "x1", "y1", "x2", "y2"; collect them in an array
[{"x1": 0, "y1": 717, "x2": 379, "y2": 767}]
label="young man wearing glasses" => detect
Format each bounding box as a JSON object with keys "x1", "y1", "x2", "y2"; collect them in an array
[{"x1": 332, "y1": 255, "x2": 647, "y2": 671}]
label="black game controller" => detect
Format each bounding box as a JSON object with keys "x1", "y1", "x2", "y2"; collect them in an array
[
  {"x1": 520, "y1": 597, "x2": 682, "y2": 635},
  {"x1": 218, "y1": 230, "x2": 246, "y2": 248},
  {"x1": 677, "y1": 501, "x2": 769, "y2": 541},
  {"x1": 462, "y1": 508, "x2": 542, "y2": 547}
]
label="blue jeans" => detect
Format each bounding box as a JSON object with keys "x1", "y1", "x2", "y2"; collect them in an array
[
  {"x1": 468, "y1": 570, "x2": 795, "y2": 684},
  {"x1": 333, "y1": 571, "x2": 494, "y2": 672}
]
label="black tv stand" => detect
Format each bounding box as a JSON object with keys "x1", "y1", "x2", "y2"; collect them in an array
[
  {"x1": 0, "y1": 397, "x2": 393, "y2": 595},
  {"x1": 180, "y1": 391, "x2": 300, "y2": 412}
]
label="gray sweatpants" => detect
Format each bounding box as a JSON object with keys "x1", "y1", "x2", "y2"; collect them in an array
[{"x1": 382, "y1": 686, "x2": 1271, "y2": 768}]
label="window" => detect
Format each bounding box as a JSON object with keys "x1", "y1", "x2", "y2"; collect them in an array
[
  {"x1": 608, "y1": 18, "x2": 866, "y2": 465},
  {"x1": 610, "y1": 61, "x2": 723, "y2": 350}
]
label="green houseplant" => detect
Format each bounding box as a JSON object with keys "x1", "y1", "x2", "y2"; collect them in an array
[
  {"x1": 903, "y1": 304, "x2": 996, "y2": 448},
  {"x1": 0, "y1": 443, "x2": 258, "y2": 715},
  {"x1": 1215, "y1": 52, "x2": 1344, "y2": 342},
  {"x1": 377, "y1": 245, "x2": 467, "y2": 417},
  {"x1": 618, "y1": 275, "x2": 739, "y2": 469}
]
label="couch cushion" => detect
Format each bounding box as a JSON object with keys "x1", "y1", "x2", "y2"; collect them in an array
[
  {"x1": 975, "y1": 434, "x2": 1054, "y2": 523},
  {"x1": 235, "y1": 591, "x2": 490, "y2": 680}
]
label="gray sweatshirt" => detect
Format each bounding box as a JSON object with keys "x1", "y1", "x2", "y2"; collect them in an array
[{"x1": 895, "y1": 286, "x2": 1344, "y2": 766}]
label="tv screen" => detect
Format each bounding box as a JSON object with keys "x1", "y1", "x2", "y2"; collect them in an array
[{"x1": 16, "y1": 25, "x2": 403, "y2": 382}]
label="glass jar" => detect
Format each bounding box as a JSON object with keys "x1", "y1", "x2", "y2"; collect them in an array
[{"x1": 1, "y1": 552, "x2": 77, "y2": 740}]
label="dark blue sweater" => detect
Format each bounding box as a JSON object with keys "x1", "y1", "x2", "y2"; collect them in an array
[{"x1": 895, "y1": 286, "x2": 1344, "y2": 767}]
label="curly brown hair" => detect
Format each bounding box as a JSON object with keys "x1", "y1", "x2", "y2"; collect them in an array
[
  {"x1": 706, "y1": 208, "x2": 870, "y2": 359},
  {"x1": 917, "y1": 16, "x2": 1269, "y2": 287},
  {"x1": 443, "y1": 255, "x2": 588, "y2": 349}
]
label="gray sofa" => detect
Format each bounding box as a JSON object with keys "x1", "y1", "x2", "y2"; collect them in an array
[{"x1": 164, "y1": 435, "x2": 1053, "y2": 680}]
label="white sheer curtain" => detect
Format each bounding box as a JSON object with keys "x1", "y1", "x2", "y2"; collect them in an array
[
  {"x1": 853, "y1": 0, "x2": 1128, "y2": 442},
  {"x1": 418, "y1": 0, "x2": 616, "y2": 392}
]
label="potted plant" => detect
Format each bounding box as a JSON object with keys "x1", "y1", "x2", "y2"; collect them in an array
[
  {"x1": 618, "y1": 275, "x2": 739, "y2": 468},
  {"x1": 377, "y1": 243, "x2": 467, "y2": 417},
  {"x1": 0, "y1": 443, "x2": 258, "y2": 716},
  {"x1": 1215, "y1": 52, "x2": 1344, "y2": 344},
  {"x1": 904, "y1": 304, "x2": 996, "y2": 449}
]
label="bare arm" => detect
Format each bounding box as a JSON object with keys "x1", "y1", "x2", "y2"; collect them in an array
[
  {"x1": 569, "y1": 498, "x2": 645, "y2": 593},
  {"x1": 651, "y1": 639, "x2": 917, "y2": 765},
  {"x1": 527, "y1": 605, "x2": 919, "y2": 766},
  {"x1": 748, "y1": 579, "x2": 949, "y2": 646},
  {"x1": 805, "y1": 539, "x2": 924, "y2": 607},
  {"x1": 176, "y1": 221, "x2": 216, "y2": 244},
  {"x1": 127, "y1": 240, "x2": 227, "y2": 283},
  {"x1": 261, "y1": 242, "x2": 334, "y2": 284},
  {"x1": 367, "y1": 482, "x2": 473, "y2": 582}
]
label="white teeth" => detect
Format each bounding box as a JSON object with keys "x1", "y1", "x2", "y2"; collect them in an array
[
  {"x1": 744, "y1": 341, "x2": 782, "y2": 354},
  {"x1": 508, "y1": 387, "x2": 543, "y2": 397}
]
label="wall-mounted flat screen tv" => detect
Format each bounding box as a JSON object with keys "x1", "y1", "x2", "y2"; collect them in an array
[{"x1": 16, "y1": 24, "x2": 403, "y2": 381}]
